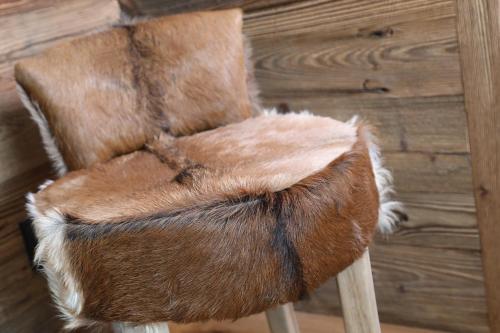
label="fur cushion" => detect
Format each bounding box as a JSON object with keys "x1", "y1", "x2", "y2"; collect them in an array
[
  {"x1": 15, "y1": 9, "x2": 255, "y2": 173},
  {"x1": 28, "y1": 112, "x2": 403, "y2": 329}
]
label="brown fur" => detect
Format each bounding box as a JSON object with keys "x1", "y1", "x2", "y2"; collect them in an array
[
  {"x1": 16, "y1": 9, "x2": 402, "y2": 329},
  {"x1": 36, "y1": 113, "x2": 358, "y2": 221},
  {"x1": 15, "y1": 9, "x2": 253, "y2": 171},
  {"x1": 32, "y1": 114, "x2": 378, "y2": 325}
]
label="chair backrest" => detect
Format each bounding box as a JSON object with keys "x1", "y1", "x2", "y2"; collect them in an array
[{"x1": 15, "y1": 9, "x2": 256, "y2": 173}]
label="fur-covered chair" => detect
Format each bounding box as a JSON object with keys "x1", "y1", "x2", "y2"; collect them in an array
[{"x1": 15, "y1": 8, "x2": 404, "y2": 333}]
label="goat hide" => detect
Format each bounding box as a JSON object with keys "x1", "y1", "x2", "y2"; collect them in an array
[
  {"x1": 15, "y1": 9, "x2": 255, "y2": 173},
  {"x1": 28, "y1": 113, "x2": 403, "y2": 329}
]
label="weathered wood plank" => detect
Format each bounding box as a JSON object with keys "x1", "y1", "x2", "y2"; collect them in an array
[
  {"x1": 0, "y1": 163, "x2": 63, "y2": 333},
  {"x1": 0, "y1": 0, "x2": 119, "y2": 63},
  {"x1": 456, "y1": 0, "x2": 500, "y2": 331},
  {"x1": 385, "y1": 151, "x2": 472, "y2": 194},
  {"x1": 243, "y1": 0, "x2": 457, "y2": 39},
  {"x1": 118, "y1": 0, "x2": 298, "y2": 16},
  {"x1": 247, "y1": 14, "x2": 460, "y2": 99},
  {"x1": 372, "y1": 243, "x2": 487, "y2": 333},
  {"x1": 337, "y1": 251, "x2": 381, "y2": 333},
  {"x1": 0, "y1": 107, "x2": 49, "y2": 186},
  {"x1": 265, "y1": 303, "x2": 300, "y2": 333},
  {"x1": 386, "y1": 192, "x2": 479, "y2": 251}
]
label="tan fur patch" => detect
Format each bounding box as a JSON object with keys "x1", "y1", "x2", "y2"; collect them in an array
[{"x1": 15, "y1": 9, "x2": 252, "y2": 171}]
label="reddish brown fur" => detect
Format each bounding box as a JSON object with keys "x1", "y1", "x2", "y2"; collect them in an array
[
  {"x1": 33, "y1": 115, "x2": 378, "y2": 324},
  {"x1": 15, "y1": 9, "x2": 252, "y2": 170}
]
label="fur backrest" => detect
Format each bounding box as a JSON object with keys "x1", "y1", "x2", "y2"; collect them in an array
[{"x1": 15, "y1": 9, "x2": 255, "y2": 173}]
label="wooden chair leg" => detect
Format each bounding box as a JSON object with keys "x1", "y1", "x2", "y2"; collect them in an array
[
  {"x1": 337, "y1": 250, "x2": 381, "y2": 333},
  {"x1": 265, "y1": 303, "x2": 300, "y2": 333},
  {"x1": 113, "y1": 322, "x2": 170, "y2": 333}
]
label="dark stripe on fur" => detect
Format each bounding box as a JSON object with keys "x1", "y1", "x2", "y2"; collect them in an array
[
  {"x1": 173, "y1": 164, "x2": 206, "y2": 184},
  {"x1": 269, "y1": 190, "x2": 307, "y2": 299},
  {"x1": 144, "y1": 144, "x2": 181, "y2": 170},
  {"x1": 124, "y1": 25, "x2": 142, "y2": 94},
  {"x1": 125, "y1": 25, "x2": 171, "y2": 132},
  {"x1": 64, "y1": 188, "x2": 306, "y2": 298},
  {"x1": 64, "y1": 193, "x2": 267, "y2": 240}
]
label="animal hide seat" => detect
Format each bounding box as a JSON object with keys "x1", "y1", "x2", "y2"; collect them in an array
[
  {"x1": 15, "y1": 9, "x2": 256, "y2": 172},
  {"x1": 15, "y1": 8, "x2": 404, "y2": 330}
]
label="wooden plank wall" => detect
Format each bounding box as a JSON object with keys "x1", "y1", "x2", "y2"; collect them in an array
[
  {"x1": 120, "y1": 1, "x2": 488, "y2": 332},
  {"x1": 0, "y1": 0, "x2": 489, "y2": 332},
  {"x1": 0, "y1": 1, "x2": 120, "y2": 331},
  {"x1": 456, "y1": 0, "x2": 500, "y2": 331}
]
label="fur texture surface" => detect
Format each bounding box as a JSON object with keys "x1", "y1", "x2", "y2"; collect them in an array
[
  {"x1": 17, "y1": 84, "x2": 68, "y2": 176},
  {"x1": 15, "y1": 9, "x2": 253, "y2": 171},
  {"x1": 17, "y1": 8, "x2": 405, "y2": 330},
  {"x1": 347, "y1": 116, "x2": 404, "y2": 232},
  {"x1": 26, "y1": 188, "x2": 87, "y2": 329},
  {"x1": 28, "y1": 113, "x2": 404, "y2": 328}
]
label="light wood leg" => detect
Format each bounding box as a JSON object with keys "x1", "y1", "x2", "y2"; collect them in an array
[
  {"x1": 265, "y1": 303, "x2": 300, "y2": 333},
  {"x1": 337, "y1": 250, "x2": 381, "y2": 333},
  {"x1": 113, "y1": 322, "x2": 170, "y2": 333}
]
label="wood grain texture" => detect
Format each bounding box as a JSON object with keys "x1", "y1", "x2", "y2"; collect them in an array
[
  {"x1": 0, "y1": 0, "x2": 120, "y2": 332},
  {"x1": 0, "y1": 163, "x2": 61, "y2": 333},
  {"x1": 337, "y1": 251, "x2": 381, "y2": 333},
  {"x1": 265, "y1": 303, "x2": 300, "y2": 333},
  {"x1": 384, "y1": 192, "x2": 479, "y2": 251},
  {"x1": 456, "y1": 0, "x2": 500, "y2": 331},
  {"x1": 169, "y1": 311, "x2": 446, "y2": 333},
  {"x1": 118, "y1": 0, "x2": 299, "y2": 16},
  {"x1": 246, "y1": 13, "x2": 461, "y2": 99},
  {"x1": 114, "y1": 322, "x2": 170, "y2": 332}
]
